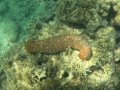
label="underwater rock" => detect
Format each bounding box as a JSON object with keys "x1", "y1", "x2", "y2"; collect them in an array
[
  {"x1": 96, "y1": 26, "x2": 116, "y2": 49},
  {"x1": 1, "y1": 0, "x2": 120, "y2": 89},
  {"x1": 112, "y1": 12, "x2": 120, "y2": 26},
  {"x1": 0, "y1": 69, "x2": 6, "y2": 90},
  {"x1": 115, "y1": 47, "x2": 120, "y2": 62},
  {"x1": 94, "y1": 26, "x2": 116, "y2": 64},
  {"x1": 56, "y1": 0, "x2": 102, "y2": 32},
  {"x1": 2, "y1": 23, "x2": 119, "y2": 90}
]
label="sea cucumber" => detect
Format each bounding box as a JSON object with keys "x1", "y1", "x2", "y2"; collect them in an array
[{"x1": 25, "y1": 34, "x2": 92, "y2": 60}]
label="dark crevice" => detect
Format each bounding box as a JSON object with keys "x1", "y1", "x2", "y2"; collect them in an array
[
  {"x1": 107, "y1": 3, "x2": 117, "y2": 24},
  {"x1": 63, "y1": 21, "x2": 86, "y2": 29},
  {"x1": 62, "y1": 71, "x2": 69, "y2": 78}
]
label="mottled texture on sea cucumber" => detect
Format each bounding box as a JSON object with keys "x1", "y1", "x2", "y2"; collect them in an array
[{"x1": 25, "y1": 34, "x2": 92, "y2": 60}]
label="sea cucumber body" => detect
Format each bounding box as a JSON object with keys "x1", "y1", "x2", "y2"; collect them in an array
[{"x1": 25, "y1": 34, "x2": 92, "y2": 60}]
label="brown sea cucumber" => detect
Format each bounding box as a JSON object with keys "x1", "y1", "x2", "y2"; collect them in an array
[{"x1": 25, "y1": 34, "x2": 92, "y2": 60}]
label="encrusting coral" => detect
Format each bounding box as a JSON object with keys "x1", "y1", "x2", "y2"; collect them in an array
[{"x1": 25, "y1": 34, "x2": 92, "y2": 60}]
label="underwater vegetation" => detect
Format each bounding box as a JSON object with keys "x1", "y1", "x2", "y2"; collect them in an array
[
  {"x1": 0, "y1": 0, "x2": 120, "y2": 90},
  {"x1": 56, "y1": 0, "x2": 102, "y2": 34}
]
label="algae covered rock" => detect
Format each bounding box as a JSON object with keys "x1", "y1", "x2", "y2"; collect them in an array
[
  {"x1": 1, "y1": 22, "x2": 119, "y2": 90},
  {"x1": 1, "y1": 0, "x2": 120, "y2": 89},
  {"x1": 84, "y1": 26, "x2": 117, "y2": 89},
  {"x1": 96, "y1": 26, "x2": 116, "y2": 50},
  {"x1": 56, "y1": 0, "x2": 102, "y2": 31},
  {"x1": 112, "y1": 2, "x2": 120, "y2": 27},
  {"x1": 93, "y1": 26, "x2": 116, "y2": 64}
]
